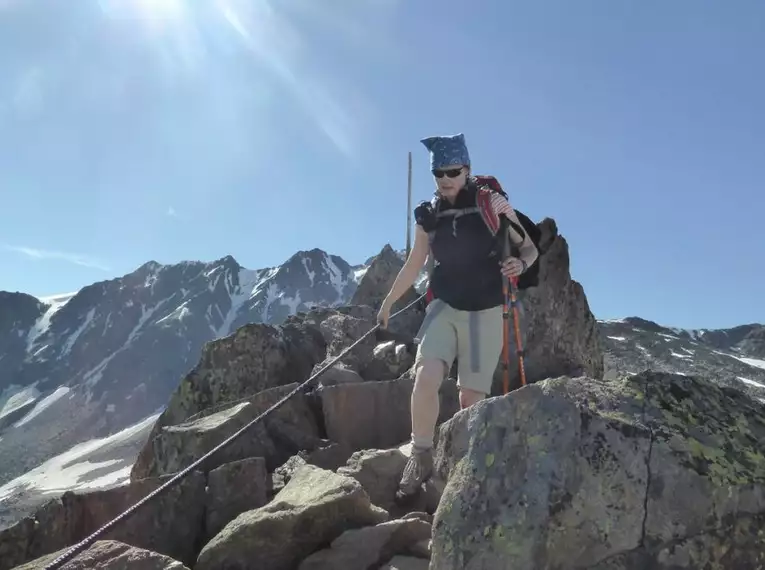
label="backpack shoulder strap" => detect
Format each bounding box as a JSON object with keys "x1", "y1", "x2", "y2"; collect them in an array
[
  {"x1": 476, "y1": 187, "x2": 501, "y2": 236},
  {"x1": 472, "y1": 175, "x2": 510, "y2": 237}
]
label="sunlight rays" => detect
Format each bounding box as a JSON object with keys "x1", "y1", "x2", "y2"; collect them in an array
[{"x1": 93, "y1": 0, "x2": 401, "y2": 158}]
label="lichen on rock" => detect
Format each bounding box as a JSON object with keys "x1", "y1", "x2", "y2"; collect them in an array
[{"x1": 430, "y1": 372, "x2": 765, "y2": 569}]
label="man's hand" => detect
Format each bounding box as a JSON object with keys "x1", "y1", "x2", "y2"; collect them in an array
[
  {"x1": 377, "y1": 299, "x2": 393, "y2": 329},
  {"x1": 500, "y1": 257, "x2": 525, "y2": 278}
]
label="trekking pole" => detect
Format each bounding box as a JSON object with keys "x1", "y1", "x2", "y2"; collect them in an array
[
  {"x1": 498, "y1": 218, "x2": 527, "y2": 392},
  {"x1": 498, "y1": 218, "x2": 512, "y2": 394},
  {"x1": 508, "y1": 276, "x2": 527, "y2": 387},
  {"x1": 501, "y1": 277, "x2": 512, "y2": 394}
]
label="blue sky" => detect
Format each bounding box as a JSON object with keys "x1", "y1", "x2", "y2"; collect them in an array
[{"x1": 1, "y1": 0, "x2": 763, "y2": 330}]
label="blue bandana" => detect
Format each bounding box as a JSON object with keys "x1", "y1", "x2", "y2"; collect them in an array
[{"x1": 420, "y1": 133, "x2": 470, "y2": 171}]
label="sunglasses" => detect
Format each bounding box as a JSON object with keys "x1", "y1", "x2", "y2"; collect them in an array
[{"x1": 432, "y1": 167, "x2": 464, "y2": 179}]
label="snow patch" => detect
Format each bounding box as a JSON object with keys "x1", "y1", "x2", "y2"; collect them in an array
[
  {"x1": 302, "y1": 257, "x2": 316, "y2": 287},
  {"x1": 61, "y1": 307, "x2": 96, "y2": 356},
  {"x1": 658, "y1": 333, "x2": 680, "y2": 340},
  {"x1": 715, "y1": 351, "x2": 765, "y2": 371},
  {"x1": 215, "y1": 267, "x2": 264, "y2": 337},
  {"x1": 670, "y1": 350, "x2": 691, "y2": 360},
  {"x1": 156, "y1": 301, "x2": 192, "y2": 325},
  {"x1": 738, "y1": 376, "x2": 765, "y2": 389},
  {"x1": 734, "y1": 356, "x2": 765, "y2": 371},
  {"x1": 322, "y1": 256, "x2": 345, "y2": 301},
  {"x1": 0, "y1": 413, "x2": 159, "y2": 501},
  {"x1": 126, "y1": 297, "x2": 174, "y2": 345},
  {"x1": 353, "y1": 266, "x2": 369, "y2": 283},
  {"x1": 607, "y1": 336, "x2": 626, "y2": 342},
  {"x1": 281, "y1": 290, "x2": 302, "y2": 315},
  {"x1": 35, "y1": 292, "x2": 78, "y2": 305},
  {"x1": 13, "y1": 386, "x2": 70, "y2": 427},
  {"x1": 26, "y1": 295, "x2": 73, "y2": 354},
  {"x1": 261, "y1": 282, "x2": 280, "y2": 322}
]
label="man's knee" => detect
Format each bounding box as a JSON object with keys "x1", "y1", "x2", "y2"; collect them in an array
[
  {"x1": 459, "y1": 387, "x2": 486, "y2": 409},
  {"x1": 414, "y1": 359, "x2": 447, "y2": 394}
]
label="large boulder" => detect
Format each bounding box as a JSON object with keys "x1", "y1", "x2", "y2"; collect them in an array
[
  {"x1": 361, "y1": 341, "x2": 415, "y2": 382},
  {"x1": 430, "y1": 372, "x2": 765, "y2": 569},
  {"x1": 13, "y1": 540, "x2": 190, "y2": 570},
  {"x1": 298, "y1": 517, "x2": 432, "y2": 570},
  {"x1": 314, "y1": 308, "x2": 381, "y2": 373},
  {"x1": 493, "y1": 217, "x2": 604, "y2": 393},
  {"x1": 205, "y1": 457, "x2": 269, "y2": 541},
  {"x1": 130, "y1": 319, "x2": 326, "y2": 481},
  {"x1": 195, "y1": 464, "x2": 388, "y2": 570},
  {"x1": 338, "y1": 447, "x2": 441, "y2": 516},
  {"x1": 318, "y1": 372, "x2": 459, "y2": 455},
  {"x1": 131, "y1": 383, "x2": 322, "y2": 479}
]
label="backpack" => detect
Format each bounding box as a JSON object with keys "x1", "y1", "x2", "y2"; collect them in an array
[{"x1": 419, "y1": 175, "x2": 543, "y2": 304}]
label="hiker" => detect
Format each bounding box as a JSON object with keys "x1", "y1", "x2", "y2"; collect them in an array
[{"x1": 377, "y1": 133, "x2": 539, "y2": 501}]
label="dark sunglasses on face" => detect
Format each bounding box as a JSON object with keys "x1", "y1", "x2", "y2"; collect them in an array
[{"x1": 432, "y1": 167, "x2": 463, "y2": 179}]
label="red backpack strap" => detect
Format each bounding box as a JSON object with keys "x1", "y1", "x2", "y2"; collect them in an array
[
  {"x1": 473, "y1": 174, "x2": 512, "y2": 237},
  {"x1": 476, "y1": 187, "x2": 500, "y2": 236}
]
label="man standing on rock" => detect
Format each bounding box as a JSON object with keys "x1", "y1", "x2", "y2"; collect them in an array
[{"x1": 377, "y1": 133, "x2": 539, "y2": 503}]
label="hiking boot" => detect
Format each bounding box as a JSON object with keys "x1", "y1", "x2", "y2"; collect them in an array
[{"x1": 395, "y1": 446, "x2": 433, "y2": 503}]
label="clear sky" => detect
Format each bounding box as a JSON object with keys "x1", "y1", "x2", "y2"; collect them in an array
[{"x1": 1, "y1": 0, "x2": 763, "y2": 330}]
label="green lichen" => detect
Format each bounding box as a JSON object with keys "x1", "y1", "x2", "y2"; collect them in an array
[
  {"x1": 485, "y1": 453, "x2": 495, "y2": 468},
  {"x1": 599, "y1": 410, "x2": 640, "y2": 426},
  {"x1": 648, "y1": 375, "x2": 765, "y2": 487}
]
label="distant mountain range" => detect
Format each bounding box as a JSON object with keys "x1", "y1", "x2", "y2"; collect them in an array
[{"x1": 0, "y1": 249, "x2": 370, "y2": 490}]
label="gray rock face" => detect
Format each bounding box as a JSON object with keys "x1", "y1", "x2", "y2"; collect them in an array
[
  {"x1": 205, "y1": 457, "x2": 268, "y2": 541},
  {"x1": 0, "y1": 472, "x2": 205, "y2": 570},
  {"x1": 298, "y1": 517, "x2": 432, "y2": 570},
  {"x1": 131, "y1": 383, "x2": 322, "y2": 479},
  {"x1": 430, "y1": 371, "x2": 765, "y2": 569},
  {"x1": 195, "y1": 464, "x2": 388, "y2": 570}
]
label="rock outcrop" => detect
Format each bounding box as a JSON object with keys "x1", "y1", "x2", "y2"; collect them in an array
[
  {"x1": 351, "y1": 244, "x2": 424, "y2": 340},
  {"x1": 130, "y1": 320, "x2": 326, "y2": 480},
  {"x1": 430, "y1": 371, "x2": 765, "y2": 569},
  {"x1": 492, "y1": 217, "x2": 604, "y2": 392}
]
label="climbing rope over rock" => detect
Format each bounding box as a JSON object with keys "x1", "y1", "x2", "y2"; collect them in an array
[{"x1": 41, "y1": 293, "x2": 426, "y2": 570}]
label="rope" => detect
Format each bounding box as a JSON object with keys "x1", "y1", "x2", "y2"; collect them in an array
[{"x1": 42, "y1": 294, "x2": 425, "y2": 570}]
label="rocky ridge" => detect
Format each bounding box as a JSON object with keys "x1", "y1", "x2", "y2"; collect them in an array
[{"x1": 1, "y1": 214, "x2": 763, "y2": 569}]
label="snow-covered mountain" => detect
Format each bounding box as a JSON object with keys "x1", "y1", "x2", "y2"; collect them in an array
[{"x1": 0, "y1": 249, "x2": 364, "y2": 491}]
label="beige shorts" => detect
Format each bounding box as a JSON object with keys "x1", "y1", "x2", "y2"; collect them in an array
[{"x1": 414, "y1": 299, "x2": 504, "y2": 395}]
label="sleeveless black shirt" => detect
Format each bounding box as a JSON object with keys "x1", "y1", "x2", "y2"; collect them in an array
[{"x1": 423, "y1": 184, "x2": 504, "y2": 311}]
